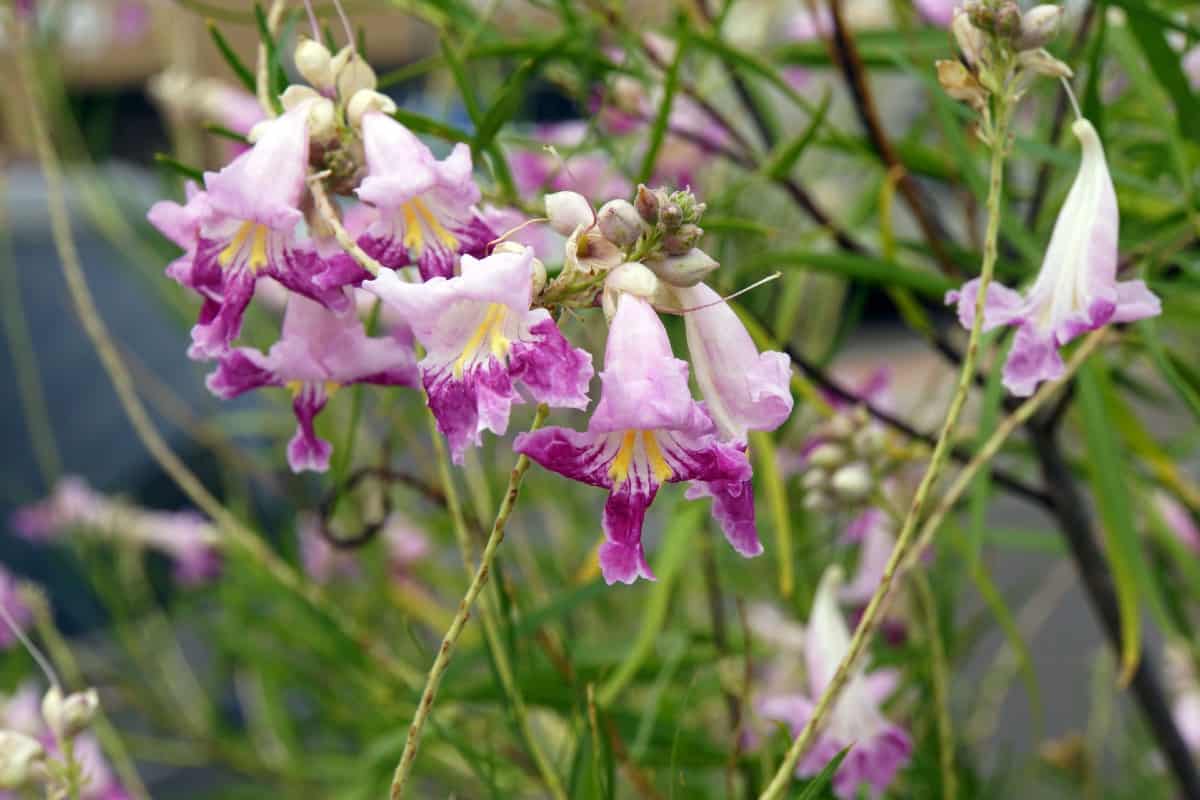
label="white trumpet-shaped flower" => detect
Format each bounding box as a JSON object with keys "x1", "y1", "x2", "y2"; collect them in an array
[{"x1": 946, "y1": 118, "x2": 1161, "y2": 396}]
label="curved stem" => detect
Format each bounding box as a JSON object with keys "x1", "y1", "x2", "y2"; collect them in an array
[
  {"x1": 390, "y1": 405, "x2": 550, "y2": 799},
  {"x1": 758, "y1": 95, "x2": 1012, "y2": 800},
  {"x1": 426, "y1": 410, "x2": 567, "y2": 799}
]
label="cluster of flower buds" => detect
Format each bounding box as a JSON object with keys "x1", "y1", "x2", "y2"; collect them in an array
[
  {"x1": 541, "y1": 183, "x2": 718, "y2": 313},
  {"x1": 0, "y1": 685, "x2": 102, "y2": 794},
  {"x1": 801, "y1": 407, "x2": 889, "y2": 511},
  {"x1": 938, "y1": 0, "x2": 1069, "y2": 113}
]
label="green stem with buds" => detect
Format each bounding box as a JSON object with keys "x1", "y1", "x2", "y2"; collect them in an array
[{"x1": 758, "y1": 87, "x2": 1013, "y2": 800}]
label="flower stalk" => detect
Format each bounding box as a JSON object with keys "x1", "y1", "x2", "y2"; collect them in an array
[
  {"x1": 390, "y1": 404, "x2": 550, "y2": 799},
  {"x1": 758, "y1": 71, "x2": 1015, "y2": 800}
]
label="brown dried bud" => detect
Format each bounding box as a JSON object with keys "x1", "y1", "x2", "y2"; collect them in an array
[
  {"x1": 936, "y1": 60, "x2": 988, "y2": 111},
  {"x1": 635, "y1": 184, "x2": 659, "y2": 222},
  {"x1": 994, "y1": 1, "x2": 1022, "y2": 38}
]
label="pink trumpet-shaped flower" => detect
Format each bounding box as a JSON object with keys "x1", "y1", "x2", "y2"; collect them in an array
[
  {"x1": 757, "y1": 566, "x2": 912, "y2": 799},
  {"x1": 364, "y1": 246, "x2": 592, "y2": 463},
  {"x1": 515, "y1": 293, "x2": 756, "y2": 584},
  {"x1": 674, "y1": 282, "x2": 793, "y2": 442},
  {"x1": 207, "y1": 294, "x2": 419, "y2": 473},
  {"x1": 150, "y1": 102, "x2": 348, "y2": 359},
  {"x1": 347, "y1": 112, "x2": 495, "y2": 283},
  {"x1": 946, "y1": 119, "x2": 1161, "y2": 396}
]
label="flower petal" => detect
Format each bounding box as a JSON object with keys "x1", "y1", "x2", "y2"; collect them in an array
[
  {"x1": 287, "y1": 383, "x2": 333, "y2": 473},
  {"x1": 1003, "y1": 323, "x2": 1065, "y2": 397},
  {"x1": 677, "y1": 282, "x2": 793, "y2": 440}
]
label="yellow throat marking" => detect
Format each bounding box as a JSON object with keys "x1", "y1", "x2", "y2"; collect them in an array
[
  {"x1": 608, "y1": 430, "x2": 673, "y2": 486},
  {"x1": 219, "y1": 221, "x2": 270, "y2": 272},
  {"x1": 401, "y1": 198, "x2": 459, "y2": 253},
  {"x1": 454, "y1": 303, "x2": 510, "y2": 379}
]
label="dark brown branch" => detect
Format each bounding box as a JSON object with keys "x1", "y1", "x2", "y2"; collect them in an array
[
  {"x1": 317, "y1": 466, "x2": 447, "y2": 549},
  {"x1": 827, "y1": 0, "x2": 958, "y2": 277},
  {"x1": 1029, "y1": 422, "x2": 1200, "y2": 799}
]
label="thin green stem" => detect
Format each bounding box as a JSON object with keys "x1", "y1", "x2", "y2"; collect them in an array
[
  {"x1": 903, "y1": 329, "x2": 1108, "y2": 571},
  {"x1": 17, "y1": 34, "x2": 420, "y2": 694},
  {"x1": 390, "y1": 405, "x2": 550, "y2": 799},
  {"x1": 426, "y1": 410, "x2": 566, "y2": 799},
  {"x1": 913, "y1": 572, "x2": 956, "y2": 800},
  {"x1": 758, "y1": 93, "x2": 1013, "y2": 800}
]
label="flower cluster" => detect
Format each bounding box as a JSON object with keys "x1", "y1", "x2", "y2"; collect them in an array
[
  {"x1": 12, "y1": 477, "x2": 220, "y2": 586},
  {"x1": 146, "y1": 23, "x2": 794, "y2": 582}
]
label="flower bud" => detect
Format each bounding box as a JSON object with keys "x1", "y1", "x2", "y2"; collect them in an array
[
  {"x1": 294, "y1": 38, "x2": 335, "y2": 92},
  {"x1": 643, "y1": 248, "x2": 718, "y2": 287},
  {"x1": 937, "y1": 60, "x2": 987, "y2": 111},
  {"x1": 1018, "y1": 48, "x2": 1073, "y2": 78},
  {"x1": 331, "y1": 47, "x2": 377, "y2": 99},
  {"x1": 803, "y1": 491, "x2": 832, "y2": 512},
  {"x1": 602, "y1": 262, "x2": 660, "y2": 321},
  {"x1": 596, "y1": 199, "x2": 645, "y2": 248},
  {"x1": 662, "y1": 223, "x2": 703, "y2": 256},
  {"x1": 963, "y1": 0, "x2": 994, "y2": 32},
  {"x1": 1016, "y1": 5, "x2": 1063, "y2": 50},
  {"x1": 853, "y1": 425, "x2": 886, "y2": 457},
  {"x1": 635, "y1": 184, "x2": 660, "y2": 222},
  {"x1": 801, "y1": 469, "x2": 827, "y2": 490},
  {"x1": 830, "y1": 463, "x2": 872, "y2": 500},
  {"x1": 545, "y1": 191, "x2": 593, "y2": 236},
  {"x1": 346, "y1": 89, "x2": 397, "y2": 128},
  {"x1": 808, "y1": 443, "x2": 845, "y2": 469},
  {"x1": 994, "y1": 1, "x2": 1022, "y2": 38},
  {"x1": 826, "y1": 413, "x2": 856, "y2": 440},
  {"x1": 952, "y1": 9, "x2": 987, "y2": 66},
  {"x1": 280, "y1": 84, "x2": 322, "y2": 111},
  {"x1": 307, "y1": 97, "x2": 337, "y2": 141},
  {"x1": 41, "y1": 687, "x2": 99, "y2": 739},
  {"x1": 659, "y1": 202, "x2": 683, "y2": 230},
  {"x1": 0, "y1": 731, "x2": 43, "y2": 789}
]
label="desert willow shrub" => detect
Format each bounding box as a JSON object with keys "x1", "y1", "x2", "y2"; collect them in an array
[{"x1": 6, "y1": 0, "x2": 1200, "y2": 797}]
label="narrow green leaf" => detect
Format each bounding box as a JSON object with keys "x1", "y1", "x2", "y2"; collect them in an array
[
  {"x1": 1122, "y1": 5, "x2": 1200, "y2": 136},
  {"x1": 207, "y1": 21, "x2": 256, "y2": 92},
  {"x1": 637, "y1": 29, "x2": 686, "y2": 184},
  {"x1": 741, "y1": 249, "x2": 954, "y2": 298},
  {"x1": 474, "y1": 40, "x2": 561, "y2": 150},
  {"x1": 597, "y1": 504, "x2": 703, "y2": 706},
  {"x1": 761, "y1": 87, "x2": 831, "y2": 180},
  {"x1": 751, "y1": 431, "x2": 795, "y2": 599},
  {"x1": 389, "y1": 108, "x2": 472, "y2": 143},
  {"x1": 1076, "y1": 361, "x2": 1145, "y2": 685},
  {"x1": 1144, "y1": 318, "x2": 1200, "y2": 423},
  {"x1": 253, "y1": 3, "x2": 284, "y2": 113},
  {"x1": 795, "y1": 747, "x2": 849, "y2": 799},
  {"x1": 204, "y1": 123, "x2": 250, "y2": 144},
  {"x1": 153, "y1": 153, "x2": 204, "y2": 182},
  {"x1": 690, "y1": 29, "x2": 821, "y2": 117},
  {"x1": 440, "y1": 37, "x2": 484, "y2": 127}
]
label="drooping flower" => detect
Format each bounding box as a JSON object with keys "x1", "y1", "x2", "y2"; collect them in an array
[
  {"x1": 947, "y1": 119, "x2": 1160, "y2": 395},
  {"x1": 514, "y1": 292, "x2": 756, "y2": 584},
  {"x1": 757, "y1": 566, "x2": 912, "y2": 799},
  {"x1": 151, "y1": 102, "x2": 347, "y2": 359},
  {"x1": 207, "y1": 293, "x2": 418, "y2": 472},
  {"x1": 12, "y1": 477, "x2": 220, "y2": 586},
  {"x1": 364, "y1": 246, "x2": 593, "y2": 464},
  {"x1": 673, "y1": 282, "x2": 793, "y2": 441},
  {"x1": 350, "y1": 112, "x2": 495, "y2": 282}
]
